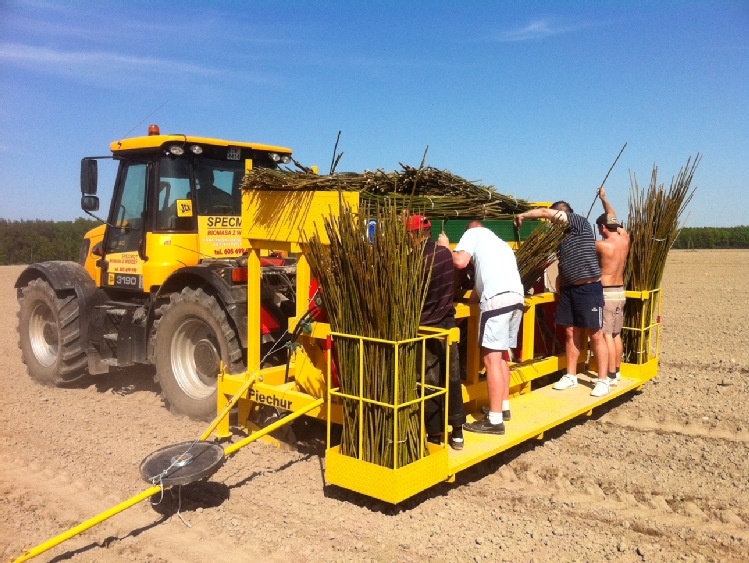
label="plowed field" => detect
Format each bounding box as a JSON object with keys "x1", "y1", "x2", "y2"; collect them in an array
[{"x1": 2, "y1": 250, "x2": 748, "y2": 562}]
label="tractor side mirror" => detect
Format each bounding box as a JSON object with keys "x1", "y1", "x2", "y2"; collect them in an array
[
  {"x1": 81, "y1": 158, "x2": 98, "y2": 195},
  {"x1": 81, "y1": 194, "x2": 100, "y2": 212}
]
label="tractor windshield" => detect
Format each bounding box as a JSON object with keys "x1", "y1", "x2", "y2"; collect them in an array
[
  {"x1": 155, "y1": 158, "x2": 246, "y2": 231},
  {"x1": 194, "y1": 159, "x2": 243, "y2": 216}
]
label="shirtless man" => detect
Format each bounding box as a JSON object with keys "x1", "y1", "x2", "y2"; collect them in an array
[{"x1": 595, "y1": 187, "x2": 630, "y2": 386}]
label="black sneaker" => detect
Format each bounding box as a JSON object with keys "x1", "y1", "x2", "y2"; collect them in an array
[
  {"x1": 463, "y1": 418, "x2": 505, "y2": 435},
  {"x1": 481, "y1": 405, "x2": 511, "y2": 422},
  {"x1": 427, "y1": 434, "x2": 443, "y2": 445},
  {"x1": 449, "y1": 436, "x2": 464, "y2": 450}
]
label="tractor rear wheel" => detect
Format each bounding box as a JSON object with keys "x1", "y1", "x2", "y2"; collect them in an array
[
  {"x1": 17, "y1": 278, "x2": 87, "y2": 385},
  {"x1": 153, "y1": 288, "x2": 243, "y2": 420}
]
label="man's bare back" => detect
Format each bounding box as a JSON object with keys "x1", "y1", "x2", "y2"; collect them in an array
[
  {"x1": 596, "y1": 228, "x2": 629, "y2": 286},
  {"x1": 595, "y1": 187, "x2": 630, "y2": 287}
]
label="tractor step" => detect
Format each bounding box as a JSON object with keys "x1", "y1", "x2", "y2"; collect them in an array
[{"x1": 106, "y1": 308, "x2": 127, "y2": 317}]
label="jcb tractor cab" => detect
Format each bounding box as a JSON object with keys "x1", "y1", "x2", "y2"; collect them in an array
[{"x1": 16, "y1": 125, "x2": 297, "y2": 420}]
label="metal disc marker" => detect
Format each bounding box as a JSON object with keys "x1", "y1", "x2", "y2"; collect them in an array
[{"x1": 140, "y1": 440, "x2": 225, "y2": 486}]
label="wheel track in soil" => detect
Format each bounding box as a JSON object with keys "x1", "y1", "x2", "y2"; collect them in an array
[
  {"x1": 504, "y1": 463, "x2": 749, "y2": 530},
  {"x1": 595, "y1": 411, "x2": 749, "y2": 443},
  {"x1": 487, "y1": 463, "x2": 749, "y2": 560},
  {"x1": 463, "y1": 397, "x2": 749, "y2": 560},
  {"x1": 1, "y1": 451, "x2": 265, "y2": 563}
]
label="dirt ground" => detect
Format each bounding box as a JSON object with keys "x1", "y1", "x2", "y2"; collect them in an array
[{"x1": 1, "y1": 250, "x2": 748, "y2": 562}]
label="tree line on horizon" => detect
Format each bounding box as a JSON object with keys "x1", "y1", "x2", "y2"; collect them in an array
[
  {"x1": 0, "y1": 218, "x2": 99, "y2": 265},
  {"x1": 671, "y1": 226, "x2": 749, "y2": 249},
  {"x1": 0, "y1": 219, "x2": 747, "y2": 266}
]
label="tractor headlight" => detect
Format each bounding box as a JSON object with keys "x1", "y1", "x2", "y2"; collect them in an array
[{"x1": 168, "y1": 145, "x2": 185, "y2": 156}]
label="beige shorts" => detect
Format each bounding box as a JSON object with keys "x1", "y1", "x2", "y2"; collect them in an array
[{"x1": 602, "y1": 286, "x2": 626, "y2": 336}]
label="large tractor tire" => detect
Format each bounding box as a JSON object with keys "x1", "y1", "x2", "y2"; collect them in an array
[
  {"x1": 17, "y1": 278, "x2": 87, "y2": 385},
  {"x1": 153, "y1": 287, "x2": 243, "y2": 421}
]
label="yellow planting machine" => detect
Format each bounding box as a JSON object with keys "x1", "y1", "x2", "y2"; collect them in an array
[
  {"x1": 12, "y1": 129, "x2": 662, "y2": 561},
  {"x1": 222, "y1": 188, "x2": 661, "y2": 503}
]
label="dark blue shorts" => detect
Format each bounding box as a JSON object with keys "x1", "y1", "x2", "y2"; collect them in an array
[{"x1": 557, "y1": 282, "x2": 604, "y2": 329}]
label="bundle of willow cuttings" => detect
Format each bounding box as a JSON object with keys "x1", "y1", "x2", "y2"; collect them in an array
[
  {"x1": 515, "y1": 221, "x2": 568, "y2": 292},
  {"x1": 242, "y1": 165, "x2": 532, "y2": 221},
  {"x1": 622, "y1": 155, "x2": 699, "y2": 363},
  {"x1": 624, "y1": 156, "x2": 700, "y2": 291},
  {"x1": 305, "y1": 203, "x2": 429, "y2": 468}
]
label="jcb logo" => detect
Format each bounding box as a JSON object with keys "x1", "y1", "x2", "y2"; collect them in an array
[{"x1": 176, "y1": 199, "x2": 193, "y2": 217}]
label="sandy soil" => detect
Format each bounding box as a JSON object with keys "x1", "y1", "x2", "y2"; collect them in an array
[{"x1": 1, "y1": 250, "x2": 748, "y2": 562}]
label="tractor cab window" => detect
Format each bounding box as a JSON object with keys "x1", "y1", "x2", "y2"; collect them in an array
[
  {"x1": 107, "y1": 163, "x2": 147, "y2": 253},
  {"x1": 156, "y1": 158, "x2": 193, "y2": 231},
  {"x1": 194, "y1": 159, "x2": 243, "y2": 216}
]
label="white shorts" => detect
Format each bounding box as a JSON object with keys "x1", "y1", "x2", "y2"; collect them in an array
[{"x1": 479, "y1": 292, "x2": 524, "y2": 351}]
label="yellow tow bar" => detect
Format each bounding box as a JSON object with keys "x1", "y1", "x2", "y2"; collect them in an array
[{"x1": 11, "y1": 369, "x2": 324, "y2": 563}]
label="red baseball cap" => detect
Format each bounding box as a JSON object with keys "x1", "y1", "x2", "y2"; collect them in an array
[{"x1": 405, "y1": 214, "x2": 431, "y2": 232}]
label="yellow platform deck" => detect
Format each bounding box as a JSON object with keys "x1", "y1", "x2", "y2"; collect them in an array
[
  {"x1": 448, "y1": 373, "x2": 646, "y2": 475},
  {"x1": 325, "y1": 364, "x2": 656, "y2": 504}
]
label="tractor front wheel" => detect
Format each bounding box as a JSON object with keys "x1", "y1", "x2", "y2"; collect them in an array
[
  {"x1": 153, "y1": 288, "x2": 243, "y2": 420},
  {"x1": 17, "y1": 278, "x2": 87, "y2": 385}
]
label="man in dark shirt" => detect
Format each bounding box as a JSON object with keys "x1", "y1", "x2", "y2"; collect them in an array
[
  {"x1": 406, "y1": 214, "x2": 466, "y2": 449},
  {"x1": 195, "y1": 168, "x2": 234, "y2": 214},
  {"x1": 515, "y1": 202, "x2": 610, "y2": 397}
]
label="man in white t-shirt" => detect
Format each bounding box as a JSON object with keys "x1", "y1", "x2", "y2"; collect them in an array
[{"x1": 438, "y1": 221, "x2": 524, "y2": 435}]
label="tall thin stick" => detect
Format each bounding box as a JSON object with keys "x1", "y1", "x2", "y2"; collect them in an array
[{"x1": 585, "y1": 142, "x2": 628, "y2": 219}]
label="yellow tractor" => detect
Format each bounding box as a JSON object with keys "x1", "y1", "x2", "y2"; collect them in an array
[{"x1": 15, "y1": 125, "x2": 297, "y2": 420}]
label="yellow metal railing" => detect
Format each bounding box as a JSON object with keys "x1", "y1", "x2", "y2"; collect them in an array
[
  {"x1": 622, "y1": 288, "x2": 662, "y2": 365},
  {"x1": 325, "y1": 329, "x2": 451, "y2": 470}
]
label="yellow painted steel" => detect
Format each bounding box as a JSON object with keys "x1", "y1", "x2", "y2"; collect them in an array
[
  {"x1": 225, "y1": 397, "x2": 325, "y2": 456},
  {"x1": 324, "y1": 329, "x2": 452, "y2": 501},
  {"x1": 246, "y1": 249, "x2": 262, "y2": 371},
  {"x1": 11, "y1": 485, "x2": 162, "y2": 563},
  {"x1": 622, "y1": 288, "x2": 663, "y2": 366},
  {"x1": 110, "y1": 134, "x2": 291, "y2": 155},
  {"x1": 326, "y1": 445, "x2": 449, "y2": 504},
  {"x1": 242, "y1": 190, "x2": 359, "y2": 251},
  {"x1": 82, "y1": 223, "x2": 105, "y2": 281},
  {"x1": 447, "y1": 369, "x2": 657, "y2": 476}
]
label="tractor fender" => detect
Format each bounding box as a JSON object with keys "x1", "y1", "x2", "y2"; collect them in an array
[
  {"x1": 15, "y1": 261, "x2": 96, "y2": 293},
  {"x1": 15, "y1": 261, "x2": 106, "y2": 347},
  {"x1": 153, "y1": 265, "x2": 248, "y2": 347}
]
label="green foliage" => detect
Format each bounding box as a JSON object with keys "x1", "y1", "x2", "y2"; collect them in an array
[
  {"x1": 0, "y1": 218, "x2": 99, "y2": 265},
  {"x1": 672, "y1": 226, "x2": 749, "y2": 249}
]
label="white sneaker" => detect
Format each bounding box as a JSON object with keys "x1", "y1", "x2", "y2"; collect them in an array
[
  {"x1": 610, "y1": 372, "x2": 621, "y2": 387},
  {"x1": 591, "y1": 379, "x2": 610, "y2": 397},
  {"x1": 553, "y1": 374, "x2": 578, "y2": 390}
]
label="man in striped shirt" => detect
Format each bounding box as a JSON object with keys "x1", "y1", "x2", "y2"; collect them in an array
[{"x1": 515, "y1": 202, "x2": 610, "y2": 397}]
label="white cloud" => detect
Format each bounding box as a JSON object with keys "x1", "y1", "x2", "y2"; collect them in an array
[
  {"x1": 0, "y1": 41, "x2": 282, "y2": 89},
  {"x1": 495, "y1": 19, "x2": 588, "y2": 42},
  {"x1": 0, "y1": 42, "x2": 224, "y2": 79}
]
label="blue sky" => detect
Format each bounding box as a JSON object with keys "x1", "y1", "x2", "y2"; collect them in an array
[{"x1": 1, "y1": 1, "x2": 747, "y2": 227}]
